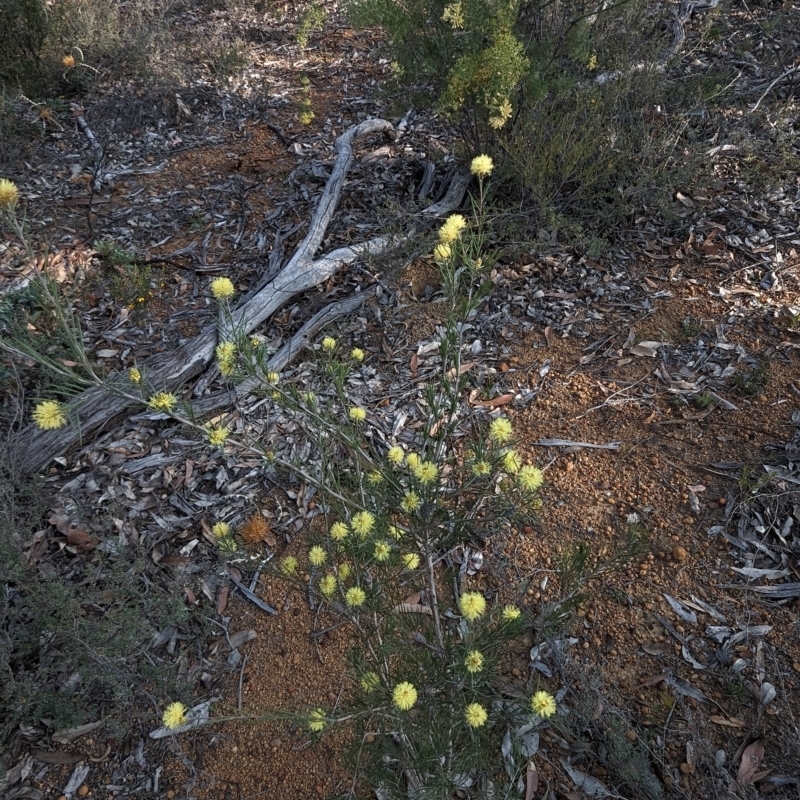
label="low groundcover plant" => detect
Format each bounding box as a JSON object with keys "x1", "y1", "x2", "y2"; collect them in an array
[{"x1": 3, "y1": 162, "x2": 558, "y2": 797}]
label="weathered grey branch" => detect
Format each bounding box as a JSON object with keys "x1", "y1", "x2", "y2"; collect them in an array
[{"x1": 14, "y1": 120, "x2": 470, "y2": 475}]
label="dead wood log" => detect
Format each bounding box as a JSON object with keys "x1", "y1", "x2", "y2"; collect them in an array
[{"x1": 14, "y1": 120, "x2": 469, "y2": 475}]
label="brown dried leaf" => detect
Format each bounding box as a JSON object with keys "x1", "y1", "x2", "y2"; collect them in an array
[
  {"x1": 524, "y1": 762, "x2": 538, "y2": 800},
  {"x1": 471, "y1": 393, "x2": 514, "y2": 408},
  {"x1": 737, "y1": 741, "x2": 765, "y2": 787},
  {"x1": 216, "y1": 585, "x2": 229, "y2": 615},
  {"x1": 710, "y1": 715, "x2": 747, "y2": 728},
  {"x1": 66, "y1": 529, "x2": 97, "y2": 552}
]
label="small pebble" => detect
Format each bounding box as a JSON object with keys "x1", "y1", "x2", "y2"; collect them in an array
[
  {"x1": 672, "y1": 546, "x2": 688, "y2": 563},
  {"x1": 625, "y1": 730, "x2": 637, "y2": 741},
  {"x1": 77, "y1": 787, "x2": 90, "y2": 798},
  {"x1": 166, "y1": 792, "x2": 175, "y2": 799},
  {"x1": 679, "y1": 762, "x2": 692, "y2": 775}
]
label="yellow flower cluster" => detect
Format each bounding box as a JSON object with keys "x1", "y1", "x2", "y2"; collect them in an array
[
  {"x1": 308, "y1": 709, "x2": 326, "y2": 732},
  {"x1": 128, "y1": 367, "x2": 141, "y2": 384},
  {"x1": 349, "y1": 407, "x2": 366, "y2": 422},
  {"x1": 489, "y1": 99, "x2": 513, "y2": 130},
  {"x1": 531, "y1": 690, "x2": 557, "y2": 718},
  {"x1": 470, "y1": 155, "x2": 494, "y2": 178},
  {"x1": 320, "y1": 574, "x2": 337, "y2": 596},
  {"x1": 337, "y1": 562, "x2": 352, "y2": 581},
  {"x1": 330, "y1": 521, "x2": 349, "y2": 542},
  {"x1": 501, "y1": 604, "x2": 521, "y2": 621},
  {"x1": 162, "y1": 701, "x2": 187, "y2": 730},
  {"x1": 489, "y1": 417, "x2": 512, "y2": 444},
  {"x1": 387, "y1": 446, "x2": 405, "y2": 465},
  {"x1": 32, "y1": 400, "x2": 66, "y2": 430},
  {"x1": 0, "y1": 179, "x2": 19, "y2": 209},
  {"x1": 208, "y1": 426, "x2": 228, "y2": 446},
  {"x1": 210, "y1": 276, "x2": 235, "y2": 300},
  {"x1": 373, "y1": 540, "x2": 391, "y2": 562},
  {"x1": 464, "y1": 702, "x2": 488, "y2": 728},
  {"x1": 433, "y1": 242, "x2": 452, "y2": 261},
  {"x1": 518, "y1": 465, "x2": 544, "y2": 491},
  {"x1": 322, "y1": 336, "x2": 337, "y2": 351},
  {"x1": 351, "y1": 347, "x2": 365, "y2": 362},
  {"x1": 412, "y1": 460, "x2": 438, "y2": 485},
  {"x1": 148, "y1": 392, "x2": 177, "y2": 413},
  {"x1": 280, "y1": 556, "x2": 298, "y2": 575},
  {"x1": 459, "y1": 591, "x2": 486, "y2": 621},
  {"x1": 216, "y1": 342, "x2": 236, "y2": 377},
  {"x1": 351, "y1": 511, "x2": 375, "y2": 537},
  {"x1": 212, "y1": 522, "x2": 230, "y2": 538},
  {"x1": 464, "y1": 650, "x2": 484, "y2": 673},
  {"x1": 438, "y1": 214, "x2": 467, "y2": 244},
  {"x1": 441, "y1": 1, "x2": 464, "y2": 28},
  {"x1": 345, "y1": 586, "x2": 366, "y2": 607},
  {"x1": 502, "y1": 449, "x2": 521, "y2": 474},
  {"x1": 392, "y1": 682, "x2": 417, "y2": 711},
  {"x1": 401, "y1": 491, "x2": 421, "y2": 513},
  {"x1": 402, "y1": 553, "x2": 420, "y2": 570},
  {"x1": 309, "y1": 545, "x2": 326, "y2": 567}
]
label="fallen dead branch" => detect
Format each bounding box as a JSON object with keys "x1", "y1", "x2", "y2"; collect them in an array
[{"x1": 13, "y1": 119, "x2": 469, "y2": 475}]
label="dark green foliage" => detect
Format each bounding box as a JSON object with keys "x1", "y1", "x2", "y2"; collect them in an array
[{"x1": 0, "y1": 469, "x2": 191, "y2": 748}]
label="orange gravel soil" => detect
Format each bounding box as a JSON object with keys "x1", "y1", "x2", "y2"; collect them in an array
[{"x1": 162, "y1": 256, "x2": 800, "y2": 799}]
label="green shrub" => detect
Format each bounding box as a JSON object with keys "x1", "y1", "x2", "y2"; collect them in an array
[
  {"x1": 0, "y1": 466, "x2": 191, "y2": 745},
  {"x1": 347, "y1": 0, "x2": 707, "y2": 245},
  {"x1": 0, "y1": 0, "x2": 162, "y2": 96}
]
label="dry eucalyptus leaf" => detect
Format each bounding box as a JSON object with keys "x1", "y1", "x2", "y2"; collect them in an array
[{"x1": 737, "y1": 741, "x2": 765, "y2": 786}]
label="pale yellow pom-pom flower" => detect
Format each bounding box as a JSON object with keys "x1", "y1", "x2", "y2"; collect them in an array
[
  {"x1": 280, "y1": 556, "x2": 298, "y2": 575},
  {"x1": 208, "y1": 426, "x2": 228, "y2": 446},
  {"x1": 309, "y1": 545, "x2": 326, "y2": 567},
  {"x1": 464, "y1": 702, "x2": 488, "y2": 728},
  {"x1": 330, "y1": 522, "x2": 349, "y2": 542},
  {"x1": 148, "y1": 392, "x2": 178, "y2": 413},
  {"x1": 361, "y1": 671, "x2": 380, "y2": 692},
  {"x1": 128, "y1": 367, "x2": 141, "y2": 384},
  {"x1": 387, "y1": 446, "x2": 405, "y2": 465},
  {"x1": 470, "y1": 155, "x2": 494, "y2": 178},
  {"x1": 401, "y1": 552, "x2": 420, "y2": 570},
  {"x1": 319, "y1": 574, "x2": 337, "y2": 596},
  {"x1": 308, "y1": 709, "x2": 326, "y2": 732},
  {"x1": 433, "y1": 242, "x2": 452, "y2": 261},
  {"x1": 345, "y1": 586, "x2": 366, "y2": 607},
  {"x1": 459, "y1": 591, "x2": 486, "y2": 621},
  {"x1": 438, "y1": 214, "x2": 467, "y2": 244},
  {"x1": 162, "y1": 701, "x2": 187, "y2": 730},
  {"x1": 519, "y1": 465, "x2": 544, "y2": 491},
  {"x1": 351, "y1": 347, "x2": 365, "y2": 362},
  {"x1": 489, "y1": 417, "x2": 513, "y2": 444},
  {"x1": 210, "y1": 276, "x2": 235, "y2": 300},
  {"x1": 464, "y1": 650, "x2": 484, "y2": 673},
  {"x1": 392, "y1": 682, "x2": 417, "y2": 711},
  {"x1": 212, "y1": 522, "x2": 230, "y2": 538},
  {"x1": 32, "y1": 400, "x2": 66, "y2": 430},
  {"x1": 0, "y1": 179, "x2": 19, "y2": 209},
  {"x1": 351, "y1": 511, "x2": 375, "y2": 537},
  {"x1": 501, "y1": 605, "x2": 521, "y2": 621},
  {"x1": 321, "y1": 336, "x2": 337, "y2": 351},
  {"x1": 531, "y1": 690, "x2": 557, "y2": 718},
  {"x1": 349, "y1": 406, "x2": 366, "y2": 423}
]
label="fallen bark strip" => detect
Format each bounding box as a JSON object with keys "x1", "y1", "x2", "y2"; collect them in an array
[{"x1": 14, "y1": 120, "x2": 469, "y2": 475}]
